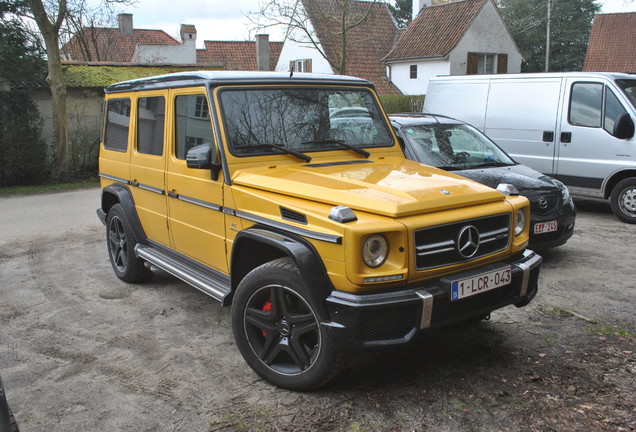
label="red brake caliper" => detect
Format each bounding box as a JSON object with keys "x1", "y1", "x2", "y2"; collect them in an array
[{"x1": 261, "y1": 297, "x2": 272, "y2": 337}]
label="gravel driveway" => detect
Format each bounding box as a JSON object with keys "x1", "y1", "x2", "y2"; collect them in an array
[{"x1": 0, "y1": 188, "x2": 634, "y2": 431}]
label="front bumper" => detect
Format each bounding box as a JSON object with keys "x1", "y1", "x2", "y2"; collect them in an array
[
  {"x1": 529, "y1": 200, "x2": 576, "y2": 250},
  {"x1": 323, "y1": 249, "x2": 541, "y2": 350}
]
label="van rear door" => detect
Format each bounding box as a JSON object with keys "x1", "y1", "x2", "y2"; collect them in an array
[
  {"x1": 556, "y1": 78, "x2": 634, "y2": 195},
  {"x1": 484, "y1": 77, "x2": 563, "y2": 175}
]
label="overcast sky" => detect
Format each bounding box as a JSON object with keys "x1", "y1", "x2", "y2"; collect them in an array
[{"x1": 114, "y1": 0, "x2": 636, "y2": 47}]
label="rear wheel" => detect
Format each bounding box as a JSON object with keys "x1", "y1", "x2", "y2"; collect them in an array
[
  {"x1": 610, "y1": 178, "x2": 636, "y2": 224},
  {"x1": 231, "y1": 257, "x2": 344, "y2": 391},
  {"x1": 106, "y1": 204, "x2": 150, "y2": 282}
]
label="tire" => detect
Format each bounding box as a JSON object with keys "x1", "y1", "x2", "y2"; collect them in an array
[
  {"x1": 610, "y1": 178, "x2": 636, "y2": 224},
  {"x1": 106, "y1": 204, "x2": 151, "y2": 282},
  {"x1": 8, "y1": 405, "x2": 19, "y2": 432},
  {"x1": 231, "y1": 257, "x2": 345, "y2": 391}
]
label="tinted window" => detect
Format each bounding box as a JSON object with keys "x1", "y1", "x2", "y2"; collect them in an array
[
  {"x1": 219, "y1": 87, "x2": 392, "y2": 157},
  {"x1": 104, "y1": 98, "x2": 131, "y2": 152},
  {"x1": 137, "y1": 96, "x2": 165, "y2": 156},
  {"x1": 175, "y1": 94, "x2": 214, "y2": 160},
  {"x1": 569, "y1": 83, "x2": 602, "y2": 127}
]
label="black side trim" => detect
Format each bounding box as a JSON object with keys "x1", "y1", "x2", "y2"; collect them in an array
[
  {"x1": 101, "y1": 183, "x2": 148, "y2": 245},
  {"x1": 234, "y1": 210, "x2": 342, "y2": 244},
  {"x1": 176, "y1": 194, "x2": 222, "y2": 211},
  {"x1": 231, "y1": 228, "x2": 336, "y2": 319},
  {"x1": 554, "y1": 174, "x2": 603, "y2": 190}
]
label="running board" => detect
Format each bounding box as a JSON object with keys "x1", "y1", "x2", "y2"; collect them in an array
[{"x1": 135, "y1": 244, "x2": 231, "y2": 304}]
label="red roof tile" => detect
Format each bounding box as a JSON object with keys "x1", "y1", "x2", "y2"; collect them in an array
[
  {"x1": 196, "y1": 41, "x2": 284, "y2": 71},
  {"x1": 583, "y1": 12, "x2": 636, "y2": 72},
  {"x1": 302, "y1": 0, "x2": 401, "y2": 95},
  {"x1": 384, "y1": 0, "x2": 486, "y2": 60},
  {"x1": 63, "y1": 28, "x2": 179, "y2": 62}
]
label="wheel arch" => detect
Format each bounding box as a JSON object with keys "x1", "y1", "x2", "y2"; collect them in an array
[
  {"x1": 101, "y1": 183, "x2": 148, "y2": 245},
  {"x1": 229, "y1": 227, "x2": 335, "y2": 315},
  {"x1": 604, "y1": 169, "x2": 636, "y2": 199}
]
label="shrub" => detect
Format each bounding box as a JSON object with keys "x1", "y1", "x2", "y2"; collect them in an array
[
  {"x1": 379, "y1": 94, "x2": 425, "y2": 114},
  {"x1": 0, "y1": 89, "x2": 48, "y2": 186}
]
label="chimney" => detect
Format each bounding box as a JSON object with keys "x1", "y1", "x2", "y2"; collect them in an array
[
  {"x1": 256, "y1": 34, "x2": 270, "y2": 71},
  {"x1": 412, "y1": 0, "x2": 432, "y2": 20},
  {"x1": 180, "y1": 24, "x2": 197, "y2": 44},
  {"x1": 118, "y1": 13, "x2": 133, "y2": 36}
]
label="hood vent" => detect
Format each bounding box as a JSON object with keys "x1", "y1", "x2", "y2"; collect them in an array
[{"x1": 280, "y1": 207, "x2": 308, "y2": 225}]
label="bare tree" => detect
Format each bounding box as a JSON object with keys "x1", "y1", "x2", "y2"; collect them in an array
[
  {"x1": 18, "y1": 0, "x2": 131, "y2": 180},
  {"x1": 250, "y1": 0, "x2": 379, "y2": 75}
]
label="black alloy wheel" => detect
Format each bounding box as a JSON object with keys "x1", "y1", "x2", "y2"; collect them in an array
[
  {"x1": 231, "y1": 257, "x2": 344, "y2": 390},
  {"x1": 106, "y1": 204, "x2": 150, "y2": 282}
]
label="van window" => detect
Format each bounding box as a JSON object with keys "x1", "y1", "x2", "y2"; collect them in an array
[
  {"x1": 569, "y1": 83, "x2": 603, "y2": 127},
  {"x1": 604, "y1": 89, "x2": 627, "y2": 134},
  {"x1": 103, "y1": 98, "x2": 131, "y2": 152},
  {"x1": 616, "y1": 79, "x2": 636, "y2": 109},
  {"x1": 175, "y1": 94, "x2": 214, "y2": 160},
  {"x1": 137, "y1": 96, "x2": 165, "y2": 156}
]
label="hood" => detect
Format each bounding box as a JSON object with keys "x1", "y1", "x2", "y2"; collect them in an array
[
  {"x1": 452, "y1": 164, "x2": 558, "y2": 196},
  {"x1": 232, "y1": 157, "x2": 505, "y2": 218}
]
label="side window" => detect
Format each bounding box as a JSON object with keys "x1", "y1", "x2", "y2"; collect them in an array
[
  {"x1": 604, "y1": 88, "x2": 627, "y2": 134},
  {"x1": 137, "y1": 96, "x2": 165, "y2": 156},
  {"x1": 103, "y1": 98, "x2": 131, "y2": 152},
  {"x1": 175, "y1": 94, "x2": 214, "y2": 160},
  {"x1": 569, "y1": 83, "x2": 603, "y2": 127}
]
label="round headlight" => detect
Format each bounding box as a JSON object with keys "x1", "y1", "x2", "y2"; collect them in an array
[
  {"x1": 362, "y1": 234, "x2": 388, "y2": 268},
  {"x1": 514, "y1": 209, "x2": 526, "y2": 236}
]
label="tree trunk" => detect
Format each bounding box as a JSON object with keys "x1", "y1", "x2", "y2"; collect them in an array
[
  {"x1": 28, "y1": 0, "x2": 69, "y2": 181},
  {"x1": 45, "y1": 34, "x2": 69, "y2": 181}
]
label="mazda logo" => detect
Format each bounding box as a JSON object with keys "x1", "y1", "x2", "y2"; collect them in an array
[
  {"x1": 539, "y1": 198, "x2": 549, "y2": 209},
  {"x1": 457, "y1": 225, "x2": 480, "y2": 258}
]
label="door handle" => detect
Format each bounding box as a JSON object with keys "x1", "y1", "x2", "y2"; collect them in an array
[
  {"x1": 560, "y1": 132, "x2": 572, "y2": 143},
  {"x1": 543, "y1": 131, "x2": 554, "y2": 142}
]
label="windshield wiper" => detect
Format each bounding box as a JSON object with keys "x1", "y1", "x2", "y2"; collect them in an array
[
  {"x1": 262, "y1": 143, "x2": 312, "y2": 162},
  {"x1": 302, "y1": 139, "x2": 370, "y2": 158},
  {"x1": 469, "y1": 162, "x2": 514, "y2": 169}
]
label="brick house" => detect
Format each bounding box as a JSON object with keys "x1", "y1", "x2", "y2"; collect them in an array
[
  {"x1": 583, "y1": 12, "x2": 636, "y2": 72},
  {"x1": 275, "y1": 0, "x2": 402, "y2": 95}
]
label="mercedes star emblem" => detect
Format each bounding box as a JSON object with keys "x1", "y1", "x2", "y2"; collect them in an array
[{"x1": 457, "y1": 225, "x2": 480, "y2": 258}]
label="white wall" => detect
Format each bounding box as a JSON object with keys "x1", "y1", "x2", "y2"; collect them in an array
[
  {"x1": 132, "y1": 39, "x2": 197, "y2": 65},
  {"x1": 449, "y1": 0, "x2": 522, "y2": 75},
  {"x1": 388, "y1": 59, "x2": 450, "y2": 95}
]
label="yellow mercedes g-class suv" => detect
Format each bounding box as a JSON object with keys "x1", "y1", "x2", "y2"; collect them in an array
[{"x1": 97, "y1": 71, "x2": 541, "y2": 390}]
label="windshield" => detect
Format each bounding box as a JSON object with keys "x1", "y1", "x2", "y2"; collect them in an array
[
  {"x1": 616, "y1": 79, "x2": 636, "y2": 110},
  {"x1": 219, "y1": 87, "x2": 393, "y2": 157},
  {"x1": 401, "y1": 123, "x2": 515, "y2": 170}
]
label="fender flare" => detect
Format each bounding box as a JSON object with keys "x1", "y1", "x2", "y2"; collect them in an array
[
  {"x1": 101, "y1": 183, "x2": 148, "y2": 245},
  {"x1": 230, "y1": 227, "x2": 336, "y2": 318}
]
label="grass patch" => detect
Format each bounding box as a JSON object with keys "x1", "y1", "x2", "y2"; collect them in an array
[
  {"x1": 590, "y1": 324, "x2": 636, "y2": 338},
  {"x1": 0, "y1": 180, "x2": 99, "y2": 197}
]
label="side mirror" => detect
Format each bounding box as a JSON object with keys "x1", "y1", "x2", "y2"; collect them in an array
[
  {"x1": 186, "y1": 143, "x2": 222, "y2": 180},
  {"x1": 613, "y1": 113, "x2": 635, "y2": 140},
  {"x1": 186, "y1": 143, "x2": 213, "y2": 169}
]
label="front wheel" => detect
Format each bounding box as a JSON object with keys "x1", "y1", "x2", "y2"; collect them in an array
[
  {"x1": 610, "y1": 178, "x2": 636, "y2": 224},
  {"x1": 106, "y1": 204, "x2": 151, "y2": 282},
  {"x1": 231, "y1": 257, "x2": 345, "y2": 391}
]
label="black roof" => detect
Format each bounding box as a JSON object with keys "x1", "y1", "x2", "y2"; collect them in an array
[{"x1": 105, "y1": 71, "x2": 374, "y2": 93}]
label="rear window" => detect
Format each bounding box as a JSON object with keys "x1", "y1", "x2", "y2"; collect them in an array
[{"x1": 103, "y1": 98, "x2": 131, "y2": 152}]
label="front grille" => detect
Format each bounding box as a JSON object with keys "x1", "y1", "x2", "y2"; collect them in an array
[
  {"x1": 528, "y1": 191, "x2": 560, "y2": 216},
  {"x1": 414, "y1": 214, "x2": 510, "y2": 270},
  {"x1": 359, "y1": 305, "x2": 418, "y2": 342}
]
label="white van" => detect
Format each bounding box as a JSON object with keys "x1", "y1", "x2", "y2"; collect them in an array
[{"x1": 424, "y1": 72, "x2": 636, "y2": 223}]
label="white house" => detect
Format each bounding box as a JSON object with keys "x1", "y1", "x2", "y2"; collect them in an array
[{"x1": 384, "y1": 0, "x2": 524, "y2": 95}]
